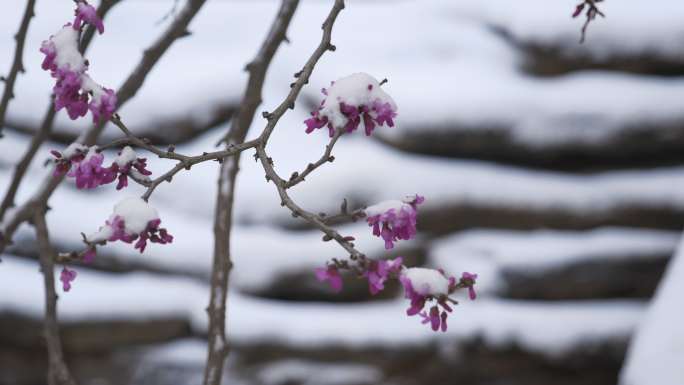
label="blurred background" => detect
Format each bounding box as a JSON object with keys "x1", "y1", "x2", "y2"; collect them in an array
[{"x1": 1, "y1": 0, "x2": 684, "y2": 384}]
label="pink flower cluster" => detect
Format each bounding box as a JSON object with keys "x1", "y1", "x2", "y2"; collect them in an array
[
  {"x1": 365, "y1": 194, "x2": 424, "y2": 250},
  {"x1": 98, "y1": 215, "x2": 173, "y2": 253},
  {"x1": 60, "y1": 267, "x2": 77, "y2": 292},
  {"x1": 51, "y1": 145, "x2": 152, "y2": 190},
  {"x1": 304, "y1": 73, "x2": 397, "y2": 137},
  {"x1": 40, "y1": 1, "x2": 117, "y2": 122}
]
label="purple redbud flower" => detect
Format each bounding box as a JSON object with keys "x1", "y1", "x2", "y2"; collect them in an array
[
  {"x1": 461, "y1": 272, "x2": 478, "y2": 300},
  {"x1": 88, "y1": 87, "x2": 117, "y2": 123},
  {"x1": 73, "y1": 1, "x2": 104, "y2": 34},
  {"x1": 365, "y1": 194, "x2": 424, "y2": 249},
  {"x1": 364, "y1": 257, "x2": 403, "y2": 295},
  {"x1": 304, "y1": 73, "x2": 397, "y2": 137},
  {"x1": 400, "y1": 267, "x2": 455, "y2": 332},
  {"x1": 66, "y1": 148, "x2": 116, "y2": 189},
  {"x1": 314, "y1": 265, "x2": 343, "y2": 292},
  {"x1": 60, "y1": 267, "x2": 77, "y2": 292}
]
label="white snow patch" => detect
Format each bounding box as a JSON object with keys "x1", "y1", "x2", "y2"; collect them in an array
[
  {"x1": 319, "y1": 73, "x2": 396, "y2": 129},
  {"x1": 113, "y1": 197, "x2": 159, "y2": 234},
  {"x1": 49, "y1": 26, "x2": 85, "y2": 71},
  {"x1": 258, "y1": 359, "x2": 382, "y2": 385},
  {"x1": 402, "y1": 267, "x2": 449, "y2": 296},
  {"x1": 61, "y1": 142, "x2": 87, "y2": 158},
  {"x1": 620, "y1": 232, "x2": 684, "y2": 385},
  {"x1": 114, "y1": 146, "x2": 137, "y2": 167}
]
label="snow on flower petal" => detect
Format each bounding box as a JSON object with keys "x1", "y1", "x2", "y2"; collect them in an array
[
  {"x1": 40, "y1": 7, "x2": 115, "y2": 122},
  {"x1": 400, "y1": 267, "x2": 455, "y2": 332},
  {"x1": 60, "y1": 267, "x2": 77, "y2": 292},
  {"x1": 86, "y1": 198, "x2": 173, "y2": 254},
  {"x1": 365, "y1": 194, "x2": 424, "y2": 249},
  {"x1": 304, "y1": 73, "x2": 397, "y2": 137}
]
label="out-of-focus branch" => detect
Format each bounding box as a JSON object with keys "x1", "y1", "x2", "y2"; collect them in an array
[
  {"x1": 0, "y1": 0, "x2": 36, "y2": 138},
  {"x1": 204, "y1": 1, "x2": 300, "y2": 384},
  {"x1": 0, "y1": 0, "x2": 209, "y2": 254},
  {"x1": 0, "y1": 0, "x2": 122, "y2": 223},
  {"x1": 34, "y1": 208, "x2": 77, "y2": 385}
]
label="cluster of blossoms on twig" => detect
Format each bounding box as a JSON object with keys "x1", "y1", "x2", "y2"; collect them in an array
[
  {"x1": 51, "y1": 144, "x2": 152, "y2": 190},
  {"x1": 40, "y1": 0, "x2": 116, "y2": 122},
  {"x1": 310, "y1": 74, "x2": 477, "y2": 332},
  {"x1": 305, "y1": 72, "x2": 397, "y2": 137},
  {"x1": 60, "y1": 197, "x2": 174, "y2": 292},
  {"x1": 40, "y1": 2, "x2": 173, "y2": 292}
]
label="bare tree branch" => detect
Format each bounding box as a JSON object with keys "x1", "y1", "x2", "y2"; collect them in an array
[
  {"x1": 0, "y1": 0, "x2": 36, "y2": 138},
  {"x1": 0, "y1": 0, "x2": 209, "y2": 254},
  {"x1": 34, "y1": 208, "x2": 77, "y2": 385},
  {"x1": 204, "y1": 1, "x2": 300, "y2": 383}
]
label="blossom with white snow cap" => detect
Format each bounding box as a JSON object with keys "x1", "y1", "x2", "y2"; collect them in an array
[
  {"x1": 86, "y1": 197, "x2": 173, "y2": 257},
  {"x1": 365, "y1": 194, "x2": 424, "y2": 249},
  {"x1": 305, "y1": 73, "x2": 397, "y2": 137},
  {"x1": 39, "y1": 1, "x2": 116, "y2": 123}
]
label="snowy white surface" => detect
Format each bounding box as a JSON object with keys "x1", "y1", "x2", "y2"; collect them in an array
[
  {"x1": 402, "y1": 267, "x2": 449, "y2": 296},
  {"x1": 0, "y1": 255, "x2": 644, "y2": 357},
  {"x1": 620, "y1": 232, "x2": 684, "y2": 385},
  {"x1": 431, "y1": 228, "x2": 680, "y2": 295},
  {"x1": 46, "y1": 26, "x2": 85, "y2": 71},
  {"x1": 114, "y1": 146, "x2": 137, "y2": 167}
]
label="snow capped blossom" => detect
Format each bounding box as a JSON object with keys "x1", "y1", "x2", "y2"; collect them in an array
[
  {"x1": 51, "y1": 142, "x2": 87, "y2": 175},
  {"x1": 73, "y1": 1, "x2": 104, "y2": 34},
  {"x1": 399, "y1": 267, "x2": 471, "y2": 332},
  {"x1": 52, "y1": 145, "x2": 152, "y2": 190},
  {"x1": 60, "y1": 267, "x2": 77, "y2": 292},
  {"x1": 87, "y1": 198, "x2": 173, "y2": 254},
  {"x1": 315, "y1": 265, "x2": 343, "y2": 292},
  {"x1": 110, "y1": 146, "x2": 152, "y2": 190},
  {"x1": 40, "y1": 2, "x2": 116, "y2": 122},
  {"x1": 305, "y1": 73, "x2": 397, "y2": 137},
  {"x1": 365, "y1": 194, "x2": 424, "y2": 249},
  {"x1": 67, "y1": 147, "x2": 116, "y2": 189},
  {"x1": 364, "y1": 257, "x2": 403, "y2": 295}
]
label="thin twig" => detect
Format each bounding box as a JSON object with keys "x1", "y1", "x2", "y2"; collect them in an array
[
  {"x1": 0, "y1": 0, "x2": 209, "y2": 254},
  {"x1": 0, "y1": 0, "x2": 36, "y2": 138},
  {"x1": 204, "y1": 1, "x2": 300, "y2": 384},
  {"x1": 253, "y1": 0, "x2": 362, "y2": 260},
  {"x1": 285, "y1": 129, "x2": 341, "y2": 188},
  {"x1": 34, "y1": 208, "x2": 77, "y2": 385}
]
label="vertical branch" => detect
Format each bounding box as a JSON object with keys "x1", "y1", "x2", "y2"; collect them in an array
[
  {"x1": 0, "y1": 0, "x2": 123, "y2": 223},
  {"x1": 204, "y1": 1, "x2": 299, "y2": 384},
  {"x1": 34, "y1": 208, "x2": 77, "y2": 385},
  {"x1": 0, "y1": 0, "x2": 36, "y2": 138}
]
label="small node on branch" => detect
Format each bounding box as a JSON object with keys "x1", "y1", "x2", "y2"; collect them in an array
[
  {"x1": 253, "y1": 152, "x2": 259, "y2": 162},
  {"x1": 380, "y1": 78, "x2": 388, "y2": 86},
  {"x1": 0, "y1": 76, "x2": 5, "y2": 82},
  {"x1": 322, "y1": 234, "x2": 333, "y2": 242},
  {"x1": 262, "y1": 111, "x2": 272, "y2": 119},
  {"x1": 265, "y1": 175, "x2": 271, "y2": 182},
  {"x1": 343, "y1": 236, "x2": 355, "y2": 242},
  {"x1": 291, "y1": 210, "x2": 299, "y2": 218},
  {"x1": 294, "y1": 70, "x2": 302, "y2": 78},
  {"x1": 280, "y1": 200, "x2": 286, "y2": 207},
  {"x1": 306, "y1": 163, "x2": 314, "y2": 170},
  {"x1": 327, "y1": 43, "x2": 336, "y2": 52},
  {"x1": 167, "y1": 144, "x2": 176, "y2": 153},
  {"x1": 318, "y1": 212, "x2": 327, "y2": 218},
  {"x1": 340, "y1": 198, "x2": 348, "y2": 214},
  {"x1": 283, "y1": 35, "x2": 291, "y2": 44},
  {"x1": 288, "y1": 101, "x2": 295, "y2": 110},
  {"x1": 290, "y1": 82, "x2": 296, "y2": 88},
  {"x1": 328, "y1": 155, "x2": 335, "y2": 163},
  {"x1": 289, "y1": 171, "x2": 299, "y2": 181}
]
